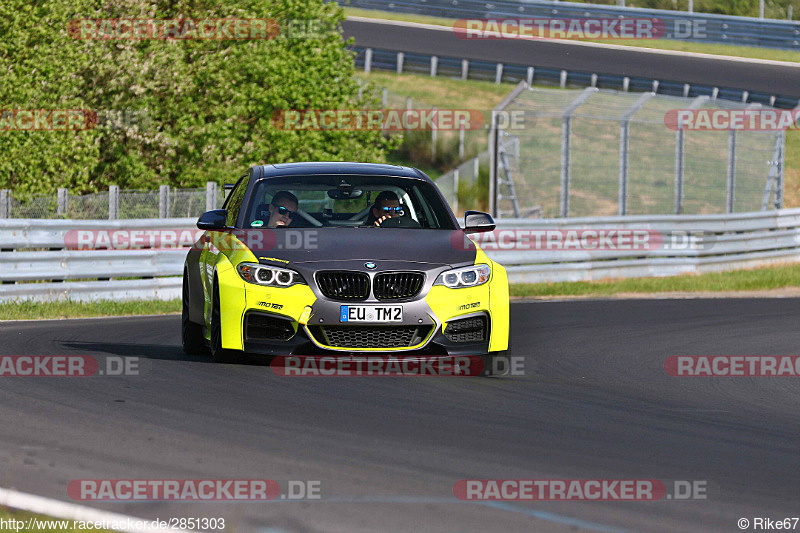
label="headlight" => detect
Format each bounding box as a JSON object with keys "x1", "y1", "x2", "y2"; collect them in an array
[
  {"x1": 237, "y1": 263, "x2": 306, "y2": 287},
  {"x1": 434, "y1": 264, "x2": 490, "y2": 288}
]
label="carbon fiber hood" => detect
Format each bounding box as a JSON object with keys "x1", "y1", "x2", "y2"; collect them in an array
[{"x1": 249, "y1": 228, "x2": 476, "y2": 268}]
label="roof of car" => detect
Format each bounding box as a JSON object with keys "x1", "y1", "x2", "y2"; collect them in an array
[{"x1": 250, "y1": 162, "x2": 431, "y2": 182}]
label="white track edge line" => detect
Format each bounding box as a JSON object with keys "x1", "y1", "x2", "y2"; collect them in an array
[{"x1": 0, "y1": 487, "x2": 194, "y2": 532}]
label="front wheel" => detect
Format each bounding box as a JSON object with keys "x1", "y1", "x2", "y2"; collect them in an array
[
  {"x1": 182, "y1": 272, "x2": 206, "y2": 355},
  {"x1": 209, "y1": 278, "x2": 241, "y2": 364}
]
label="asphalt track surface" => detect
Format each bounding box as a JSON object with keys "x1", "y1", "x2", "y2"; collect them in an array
[
  {"x1": 1, "y1": 299, "x2": 799, "y2": 532},
  {"x1": 342, "y1": 18, "x2": 800, "y2": 98}
]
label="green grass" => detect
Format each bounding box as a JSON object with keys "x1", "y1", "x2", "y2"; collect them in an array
[
  {"x1": 0, "y1": 506, "x2": 113, "y2": 532},
  {"x1": 345, "y1": 7, "x2": 800, "y2": 63},
  {"x1": 510, "y1": 262, "x2": 800, "y2": 298},
  {"x1": 0, "y1": 299, "x2": 181, "y2": 320}
]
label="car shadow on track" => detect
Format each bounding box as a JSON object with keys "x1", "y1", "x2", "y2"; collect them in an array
[{"x1": 58, "y1": 340, "x2": 274, "y2": 366}]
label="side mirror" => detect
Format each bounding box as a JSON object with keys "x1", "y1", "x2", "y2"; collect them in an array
[
  {"x1": 197, "y1": 209, "x2": 228, "y2": 230},
  {"x1": 463, "y1": 210, "x2": 496, "y2": 233}
]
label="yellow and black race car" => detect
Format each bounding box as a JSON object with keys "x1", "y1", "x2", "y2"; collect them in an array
[{"x1": 182, "y1": 162, "x2": 509, "y2": 374}]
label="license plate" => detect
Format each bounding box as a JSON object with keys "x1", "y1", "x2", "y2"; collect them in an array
[{"x1": 340, "y1": 305, "x2": 403, "y2": 323}]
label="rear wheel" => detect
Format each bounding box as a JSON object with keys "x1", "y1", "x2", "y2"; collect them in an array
[
  {"x1": 210, "y1": 277, "x2": 240, "y2": 364},
  {"x1": 182, "y1": 271, "x2": 206, "y2": 355}
]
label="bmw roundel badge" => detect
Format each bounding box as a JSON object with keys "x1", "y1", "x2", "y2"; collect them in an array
[{"x1": 365, "y1": 262, "x2": 377, "y2": 270}]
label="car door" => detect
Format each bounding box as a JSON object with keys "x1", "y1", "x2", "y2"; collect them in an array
[{"x1": 201, "y1": 174, "x2": 249, "y2": 324}]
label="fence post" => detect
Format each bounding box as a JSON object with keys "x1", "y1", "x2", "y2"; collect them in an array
[
  {"x1": 382, "y1": 88, "x2": 388, "y2": 108},
  {"x1": 57, "y1": 188, "x2": 68, "y2": 217},
  {"x1": 560, "y1": 88, "x2": 597, "y2": 218},
  {"x1": 675, "y1": 96, "x2": 708, "y2": 215},
  {"x1": 109, "y1": 185, "x2": 119, "y2": 220},
  {"x1": 453, "y1": 168, "x2": 460, "y2": 215},
  {"x1": 726, "y1": 130, "x2": 737, "y2": 213},
  {"x1": 364, "y1": 48, "x2": 372, "y2": 73},
  {"x1": 527, "y1": 67, "x2": 534, "y2": 86},
  {"x1": 619, "y1": 92, "x2": 654, "y2": 216},
  {"x1": 461, "y1": 59, "x2": 469, "y2": 80},
  {"x1": 431, "y1": 106, "x2": 437, "y2": 162},
  {"x1": 159, "y1": 185, "x2": 170, "y2": 218},
  {"x1": 206, "y1": 182, "x2": 217, "y2": 212},
  {"x1": 396, "y1": 52, "x2": 404, "y2": 74},
  {"x1": 495, "y1": 63, "x2": 503, "y2": 84},
  {"x1": 459, "y1": 126, "x2": 465, "y2": 159},
  {"x1": 0, "y1": 190, "x2": 9, "y2": 218},
  {"x1": 474, "y1": 157, "x2": 479, "y2": 179},
  {"x1": 430, "y1": 56, "x2": 438, "y2": 77}
]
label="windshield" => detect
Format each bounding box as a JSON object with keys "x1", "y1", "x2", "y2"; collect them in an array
[{"x1": 242, "y1": 174, "x2": 457, "y2": 230}]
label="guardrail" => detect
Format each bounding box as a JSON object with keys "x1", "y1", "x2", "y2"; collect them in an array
[
  {"x1": 485, "y1": 208, "x2": 800, "y2": 282},
  {"x1": 0, "y1": 218, "x2": 197, "y2": 303},
  {"x1": 345, "y1": 0, "x2": 800, "y2": 50},
  {"x1": 354, "y1": 46, "x2": 800, "y2": 109},
  {"x1": 0, "y1": 211, "x2": 798, "y2": 301}
]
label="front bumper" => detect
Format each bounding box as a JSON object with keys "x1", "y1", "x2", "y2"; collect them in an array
[{"x1": 218, "y1": 260, "x2": 509, "y2": 356}]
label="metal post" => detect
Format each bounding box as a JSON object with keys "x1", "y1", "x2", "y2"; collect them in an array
[
  {"x1": 726, "y1": 130, "x2": 737, "y2": 213},
  {"x1": 675, "y1": 128, "x2": 685, "y2": 215},
  {"x1": 527, "y1": 67, "x2": 534, "y2": 86},
  {"x1": 489, "y1": 81, "x2": 529, "y2": 218},
  {"x1": 461, "y1": 59, "x2": 469, "y2": 80},
  {"x1": 382, "y1": 88, "x2": 388, "y2": 108},
  {"x1": 560, "y1": 87, "x2": 598, "y2": 218},
  {"x1": 760, "y1": 0, "x2": 765, "y2": 19},
  {"x1": 430, "y1": 56, "x2": 438, "y2": 77},
  {"x1": 0, "y1": 190, "x2": 9, "y2": 218},
  {"x1": 459, "y1": 126, "x2": 465, "y2": 159},
  {"x1": 495, "y1": 63, "x2": 503, "y2": 84},
  {"x1": 777, "y1": 131, "x2": 785, "y2": 209},
  {"x1": 396, "y1": 52, "x2": 404, "y2": 74},
  {"x1": 622, "y1": 77, "x2": 630, "y2": 92},
  {"x1": 364, "y1": 48, "x2": 372, "y2": 73},
  {"x1": 109, "y1": 185, "x2": 119, "y2": 220},
  {"x1": 474, "y1": 157, "x2": 480, "y2": 179},
  {"x1": 431, "y1": 106, "x2": 437, "y2": 163},
  {"x1": 57, "y1": 188, "x2": 68, "y2": 216},
  {"x1": 489, "y1": 111, "x2": 497, "y2": 217},
  {"x1": 590, "y1": 73, "x2": 598, "y2": 87},
  {"x1": 560, "y1": 70, "x2": 567, "y2": 88},
  {"x1": 619, "y1": 92, "x2": 654, "y2": 215},
  {"x1": 159, "y1": 185, "x2": 170, "y2": 218},
  {"x1": 206, "y1": 182, "x2": 217, "y2": 211},
  {"x1": 688, "y1": 0, "x2": 693, "y2": 12},
  {"x1": 674, "y1": 96, "x2": 709, "y2": 215},
  {"x1": 453, "y1": 168, "x2": 460, "y2": 215}
]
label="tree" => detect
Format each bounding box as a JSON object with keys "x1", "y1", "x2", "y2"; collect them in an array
[{"x1": 0, "y1": 0, "x2": 395, "y2": 194}]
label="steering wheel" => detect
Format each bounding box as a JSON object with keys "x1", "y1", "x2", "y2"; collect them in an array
[{"x1": 377, "y1": 216, "x2": 421, "y2": 228}]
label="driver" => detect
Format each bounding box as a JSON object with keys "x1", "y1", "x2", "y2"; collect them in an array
[
  {"x1": 265, "y1": 191, "x2": 299, "y2": 228},
  {"x1": 366, "y1": 191, "x2": 403, "y2": 227}
]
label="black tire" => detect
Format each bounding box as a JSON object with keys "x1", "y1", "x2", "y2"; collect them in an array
[
  {"x1": 182, "y1": 272, "x2": 206, "y2": 355},
  {"x1": 480, "y1": 329, "x2": 513, "y2": 377},
  {"x1": 209, "y1": 277, "x2": 240, "y2": 364}
]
